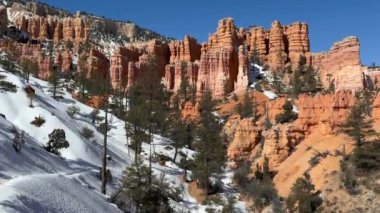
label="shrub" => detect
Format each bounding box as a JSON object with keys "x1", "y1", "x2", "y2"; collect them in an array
[
  {"x1": 351, "y1": 144, "x2": 380, "y2": 172},
  {"x1": 45, "y1": 129, "x2": 69, "y2": 155},
  {"x1": 222, "y1": 196, "x2": 236, "y2": 213},
  {"x1": 97, "y1": 122, "x2": 111, "y2": 134},
  {"x1": 81, "y1": 126, "x2": 94, "y2": 140},
  {"x1": 89, "y1": 109, "x2": 102, "y2": 124},
  {"x1": 309, "y1": 154, "x2": 321, "y2": 167},
  {"x1": 264, "y1": 116, "x2": 272, "y2": 130},
  {"x1": 0, "y1": 81, "x2": 17, "y2": 93},
  {"x1": 30, "y1": 115, "x2": 46, "y2": 127},
  {"x1": 275, "y1": 100, "x2": 298, "y2": 124},
  {"x1": 340, "y1": 159, "x2": 358, "y2": 195},
  {"x1": 286, "y1": 173, "x2": 322, "y2": 212},
  {"x1": 202, "y1": 194, "x2": 224, "y2": 206},
  {"x1": 67, "y1": 105, "x2": 80, "y2": 118},
  {"x1": 247, "y1": 180, "x2": 278, "y2": 208}
]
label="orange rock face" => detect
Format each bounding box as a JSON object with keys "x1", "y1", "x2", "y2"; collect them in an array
[
  {"x1": 169, "y1": 36, "x2": 201, "y2": 63},
  {"x1": 295, "y1": 91, "x2": 355, "y2": 134},
  {"x1": 243, "y1": 21, "x2": 310, "y2": 71},
  {"x1": 87, "y1": 48, "x2": 110, "y2": 78},
  {"x1": 164, "y1": 61, "x2": 198, "y2": 93},
  {"x1": 110, "y1": 47, "x2": 141, "y2": 89},
  {"x1": 15, "y1": 14, "x2": 90, "y2": 43},
  {"x1": 312, "y1": 37, "x2": 362, "y2": 90}
]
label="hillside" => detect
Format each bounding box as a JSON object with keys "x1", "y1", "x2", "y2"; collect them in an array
[{"x1": 0, "y1": 0, "x2": 379, "y2": 212}]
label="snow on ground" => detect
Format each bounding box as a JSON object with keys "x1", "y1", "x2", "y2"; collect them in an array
[
  {"x1": 0, "y1": 67, "x2": 247, "y2": 212},
  {"x1": 263, "y1": 90, "x2": 278, "y2": 100}
]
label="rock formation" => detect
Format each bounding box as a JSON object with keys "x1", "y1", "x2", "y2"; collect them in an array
[
  {"x1": 312, "y1": 36, "x2": 362, "y2": 90},
  {"x1": 168, "y1": 36, "x2": 201, "y2": 63},
  {"x1": 196, "y1": 18, "x2": 240, "y2": 98},
  {"x1": 243, "y1": 21, "x2": 310, "y2": 71}
]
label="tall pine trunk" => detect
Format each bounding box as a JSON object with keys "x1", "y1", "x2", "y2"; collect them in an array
[
  {"x1": 173, "y1": 147, "x2": 178, "y2": 163},
  {"x1": 101, "y1": 100, "x2": 108, "y2": 194}
]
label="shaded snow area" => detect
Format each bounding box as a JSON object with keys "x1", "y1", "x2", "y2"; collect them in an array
[{"x1": 0, "y1": 68, "x2": 247, "y2": 212}]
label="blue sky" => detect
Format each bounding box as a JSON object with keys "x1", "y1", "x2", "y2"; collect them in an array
[{"x1": 40, "y1": 0, "x2": 379, "y2": 65}]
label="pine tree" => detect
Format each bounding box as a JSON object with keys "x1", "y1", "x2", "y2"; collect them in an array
[
  {"x1": 193, "y1": 89, "x2": 226, "y2": 191},
  {"x1": 237, "y1": 90, "x2": 253, "y2": 119},
  {"x1": 119, "y1": 157, "x2": 152, "y2": 212},
  {"x1": 290, "y1": 66, "x2": 302, "y2": 98},
  {"x1": 286, "y1": 173, "x2": 320, "y2": 213},
  {"x1": 75, "y1": 54, "x2": 89, "y2": 101},
  {"x1": 178, "y1": 61, "x2": 192, "y2": 102},
  {"x1": 341, "y1": 92, "x2": 376, "y2": 147},
  {"x1": 168, "y1": 113, "x2": 188, "y2": 162},
  {"x1": 21, "y1": 58, "x2": 39, "y2": 83},
  {"x1": 233, "y1": 157, "x2": 283, "y2": 210},
  {"x1": 275, "y1": 100, "x2": 298, "y2": 124},
  {"x1": 272, "y1": 72, "x2": 285, "y2": 94},
  {"x1": 48, "y1": 65, "x2": 64, "y2": 99},
  {"x1": 302, "y1": 66, "x2": 322, "y2": 93},
  {"x1": 263, "y1": 102, "x2": 272, "y2": 130},
  {"x1": 126, "y1": 55, "x2": 169, "y2": 184},
  {"x1": 101, "y1": 71, "x2": 111, "y2": 195},
  {"x1": 115, "y1": 157, "x2": 172, "y2": 212}
]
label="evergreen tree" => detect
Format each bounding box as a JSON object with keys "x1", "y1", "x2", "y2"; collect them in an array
[
  {"x1": 115, "y1": 157, "x2": 172, "y2": 213},
  {"x1": 126, "y1": 55, "x2": 169, "y2": 183},
  {"x1": 119, "y1": 157, "x2": 152, "y2": 212},
  {"x1": 290, "y1": 65, "x2": 302, "y2": 98},
  {"x1": 20, "y1": 58, "x2": 39, "y2": 83},
  {"x1": 101, "y1": 71, "x2": 111, "y2": 195},
  {"x1": 45, "y1": 129, "x2": 69, "y2": 155},
  {"x1": 237, "y1": 90, "x2": 253, "y2": 119},
  {"x1": 275, "y1": 100, "x2": 298, "y2": 124},
  {"x1": 272, "y1": 72, "x2": 285, "y2": 94},
  {"x1": 48, "y1": 65, "x2": 64, "y2": 99},
  {"x1": 178, "y1": 61, "x2": 192, "y2": 102},
  {"x1": 341, "y1": 92, "x2": 376, "y2": 147},
  {"x1": 263, "y1": 102, "x2": 272, "y2": 130},
  {"x1": 193, "y1": 89, "x2": 226, "y2": 191},
  {"x1": 286, "y1": 173, "x2": 320, "y2": 213},
  {"x1": 75, "y1": 54, "x2": 89, "y2": 101},
  {"x1": 302, "y1": 66, "x2": 322, "y2": 93},
  {"x1": 237, "y1": 157, "x2": 281, "y2": 210},
  {"x1": 168, "y1": 113, "x2": 188, "y2": 162}
]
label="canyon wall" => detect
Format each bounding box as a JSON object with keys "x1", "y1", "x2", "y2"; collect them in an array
[
  {"x1": 0, "y1": 2, "x2": 370, "y2": 97},
  {"x1": 312, "y1": 36, "x2": 363, "y2": 91}
]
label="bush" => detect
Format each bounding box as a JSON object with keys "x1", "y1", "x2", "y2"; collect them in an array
[
  {"x1": 351, "y1": 144, "x2": 380, "y2": 172},
  {"x1": 340, "y1": 159, "x2": 358, "y2": 195},
  {"x1": 67, "y1": 105, "x2": 80, "y2": 118},
  {"x1": 81, "y1": 126, "x2": 94, "y2": 140},
  {"x1": 286, "y1": 173, "x2": 321, "y2": 212},
  {"x1": 0, "y1": 81, "x2": 17, "y2": 93},
  {"x1": 30, "y1": 115, "x2": 46, "y2": 127},
  {"x1": 222, "y1": 196, "x2": 236, "y2": 213},
  {"x1": 247, "y1": 180, "x2": 278, "y2": 208},
  {"x1": 275, "y1": 100, "x2": 298, "y2": 124},
  {"x1": 45, "y1": 129, "x2": 69, "y2": 155},
  {"x1": 97, "y1": 122, "x2": 111, "y2": 134},
  {"x1": 89, "y1": 109, "x2": 102, "y2": 124},
  {"x1": 309, "y1": 154, "x2": 321, "y2": 167},
  {"x1": 202, "y1": 194, "x2": 224, "y2": 206}
]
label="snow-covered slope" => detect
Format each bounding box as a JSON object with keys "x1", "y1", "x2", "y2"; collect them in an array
[{"x1": 0, "y1": 67, "x2": 247, "y2": 212}]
